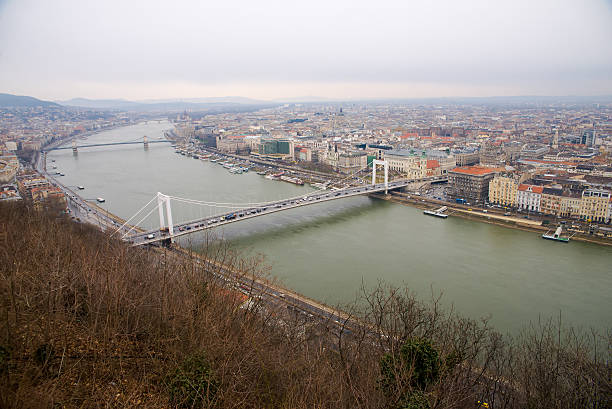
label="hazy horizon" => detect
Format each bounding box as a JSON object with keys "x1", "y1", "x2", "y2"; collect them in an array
[{"x1": 1, "y1": 0, "x2": 611, "y2": 101}]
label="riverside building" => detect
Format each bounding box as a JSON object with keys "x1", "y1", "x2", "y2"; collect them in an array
[
  {"x1": 448, "y1": 166, "x2": 501, "y2": 206},
  {"x1": 488, "y1": 175, "x2": 519, "y2": 207},
  {"x1": 579, "y1": 189, "x2": 611, "y2": 223},
  {"x1": 517, "y1": 184, "x2": 543, "y2": 212}
]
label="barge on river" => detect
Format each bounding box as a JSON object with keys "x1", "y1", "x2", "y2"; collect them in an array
[
  {"x1": 424, "y1": 206, "x2": 448, "y2": 219},
  {"x1": 542, "y1": 226, "x2": 570, "y2": 242}
]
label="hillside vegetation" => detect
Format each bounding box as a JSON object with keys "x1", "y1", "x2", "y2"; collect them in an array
[
  {"x1": 0, "y1": 93, "x2": 59, "y2": 108},
  {"x1": 0, "y1": 202, "x2": 609, "y2": 408}
]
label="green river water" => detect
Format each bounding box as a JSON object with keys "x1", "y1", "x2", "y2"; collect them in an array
[{"x1": 48, "y1": 121, "x2": 612, "y2": 335}]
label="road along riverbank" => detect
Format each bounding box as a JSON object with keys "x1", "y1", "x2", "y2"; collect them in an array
[
  {"x1": 44, "y1": 120, "x2": 612, "y2": 335},
  {"x1": 375, "y1": 192, "x2": 612, "y2": 247}
]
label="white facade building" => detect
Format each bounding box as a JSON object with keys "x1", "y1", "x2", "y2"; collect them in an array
[{"x1": 517, "y1": 184, "x2": 543, "y2": 212}]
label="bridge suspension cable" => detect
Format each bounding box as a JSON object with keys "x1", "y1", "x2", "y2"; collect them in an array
[
  {"x1": 112, "y1": 195, "x2": 159, "y2": 236},
  {"x1": 120, "y1": 160, "x2": 393, "y2": 239},
  {"x1": 166, "y1": 195, "x2": 277, "y2": 208},
  {"x1": 325, "y1": 162, "x2": 371, "y2": 187},
  {"x1": 120, "y1": 202, "x2": 162, "y2": 239}
]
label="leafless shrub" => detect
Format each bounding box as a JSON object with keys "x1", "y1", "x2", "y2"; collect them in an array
[{"x1": 0, "y1": 201, "x2": 608, "y2": 409}]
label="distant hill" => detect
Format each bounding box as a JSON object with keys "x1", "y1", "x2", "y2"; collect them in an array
[
  {"x1": 341, "y1": 95, "x2": 612, "y2": 106},
  {"x1": 56, "y1": 98, "x2": 141, "y2": 109},
  {"x1": 57, "y1": 97, "x2": 278, "y2": 111},
  {"x1": 0, "y1": 93, "x2": 60, "y2": 108},
  {"x1": 273, "y1": 96, "x2": 336, "y2": 103},
  {"x1": 139, "y1": 96, "x2": 269, "y2": 105}
]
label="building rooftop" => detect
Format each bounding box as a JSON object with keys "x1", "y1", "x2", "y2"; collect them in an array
[
  {"x1": 426, "y1": 159, "x2": 439, "y2": 169},
  {"x1": 518, "y1": 184, "x2": 544, "y2": 194},
  {"x1": 386, "y1": 149, "x2": 425, "y2": 157},
  {"x1": 450, "y1": 165, "x2": 502, "y2": 176}
]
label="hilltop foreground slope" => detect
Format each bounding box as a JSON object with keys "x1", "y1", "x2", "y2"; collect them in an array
[{"x1": 0, "y1": 202, "x2": 609, "y2": 409}]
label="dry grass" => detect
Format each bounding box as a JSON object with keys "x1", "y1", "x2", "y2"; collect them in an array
[{"x1": 0, "y1": 201, "x2": 609, "y2": 408}]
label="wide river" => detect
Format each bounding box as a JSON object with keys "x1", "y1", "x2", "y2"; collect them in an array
[{"x1": 48, "y1": 121, "x2": 611, "y2": 334}]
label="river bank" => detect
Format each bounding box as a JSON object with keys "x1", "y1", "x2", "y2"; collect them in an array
[
  {"x1": 376, "y1": 192, "x2": 612, "y2": 247},
  {"x1": 45, "y1": 120, "x2": 612, "y2": 335},
  {"x1": 39, "y1": 129, "x2": 346, "y2": 328},
  {"x1": 179, "y1": 144, "x2": 612, "y2": 247}
]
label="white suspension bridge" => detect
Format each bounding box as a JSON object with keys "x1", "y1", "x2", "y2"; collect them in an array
[{"x1": 117, "y1": 160, "x2": 446, "y2": 246}]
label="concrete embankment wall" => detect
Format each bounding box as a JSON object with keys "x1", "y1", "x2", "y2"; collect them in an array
[{"x1": 373, "y1": 192, "x2": 612, "y2": 247}]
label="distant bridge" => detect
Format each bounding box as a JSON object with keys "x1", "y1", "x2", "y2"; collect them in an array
[
  {"x1": 43, "y1": 136, "x2": 171, "y2": 152},
  {"x1": 119, "y1": 159, "x2": 447, "y2": 246}
]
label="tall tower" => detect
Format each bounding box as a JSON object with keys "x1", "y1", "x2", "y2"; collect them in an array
[
  {"x1": 552, "y1": 129, "x2": 559, "y2": 149},
  {"x1": 581, "y1": 129, "x2": 595, "y2": 147}
]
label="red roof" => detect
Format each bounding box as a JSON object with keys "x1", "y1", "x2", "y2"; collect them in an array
[
  {"x1": 450, "y1": 166, "x2": 502, "y2": 176},
  {"x1": 426, "y1": 159, "x2": 439, "y2": 169},
  {"x1": 522, "y1": 159, "x2": 576, "y2": 166},
  {"x1": 518, "y1": 184, "x2": 544, "y2": 194},
  {"x1": 400, "y1": 132, "x2": 419, "y2": 139}
]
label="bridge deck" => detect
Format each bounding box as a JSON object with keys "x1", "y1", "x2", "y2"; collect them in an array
[
  {"x1": 129, "y1": 176, "x2": 447, "y2": 246},
  {"x1": 45, "y1": 140, "x2": 171, "y2": 151}
]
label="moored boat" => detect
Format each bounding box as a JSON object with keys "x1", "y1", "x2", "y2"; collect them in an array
[
  {"x1": 280, "y1": 175, "x2": 304, "y2": 185},
  {"x1": 542, "y1": 226, "x2": 570, "y2": 242},
  {"x1": 424, "y1": 210, "x2": 448, "y2": 218},
  {"x1": 424, "y1": 206, "x2": 448, "y2": 218}
]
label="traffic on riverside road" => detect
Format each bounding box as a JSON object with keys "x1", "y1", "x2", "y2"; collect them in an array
[
  {"x1": 35, "y1": 151, "x2": 135, "y2": 235},
  {"x1": 36, "y1": 147, "x2": 361, "y2": 343},
  {"x1": 128, "y1": 177, "x2": 446, "y2": 246}
]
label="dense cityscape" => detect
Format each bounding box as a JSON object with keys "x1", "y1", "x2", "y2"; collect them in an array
[
  {"x1": 2, "y1": 96, "x2": 611, "y2": 408},
  {"x1": 1, "y1": 0, "x2": 611, "y2": 407},
  {"x1": 4, "y1": 98, "x2": 612, "y2": 240}
]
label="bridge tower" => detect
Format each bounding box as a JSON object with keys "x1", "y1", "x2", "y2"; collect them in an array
[
  {"x1": 71, "y1": 140, "x2": 78, "y2": 154},
  {"x1": 157, "y1": 192, "x2": 174, "y2": 240},
  {"x1": 143, "y1": 135, "x2": 149, "y2": 149},
  {"x1": 372, "y1": 159, "x2": 389, "y2": 194}
]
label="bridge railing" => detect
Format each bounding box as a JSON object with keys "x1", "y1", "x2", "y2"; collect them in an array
[{"x1": 128, "y1": 180, "x2": 418, "y2": 243}]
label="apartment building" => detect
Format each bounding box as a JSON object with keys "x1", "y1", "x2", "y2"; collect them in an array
[
  {"x1": 384, "y1": 149, "x2": 428, "y2": 179},
  {"x1": 448, "y1": 166, "x2": 501, "y2": 206},
  {"x1": 322, "y1": 148, "x2": 367, "y2": 174},
  {"x1": 488, "y1": 175, "x2": 518, "y2": 207},
  {"x1": 0, "y1": 154, "x2": 19, "y2": 183},
  {"x1": 517, "y1": 184, "x2": 543, "y2": 212},
  {"x1": 453, "y1": 148, "x2": 480, "y2": 166},
  {"x1": 216, "y1": 135, "x2": 248, "y2": 153},
  {"x1": 540, "y1": 188, "x2": 563, "y2": 217},
  {"x1": 579, "y1": 189, "x2": 611, "y2": 223}
]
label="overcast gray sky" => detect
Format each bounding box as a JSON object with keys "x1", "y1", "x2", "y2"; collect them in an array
[{"x1": 0, "y1": 0, "x2": 611, "y2": 100}]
